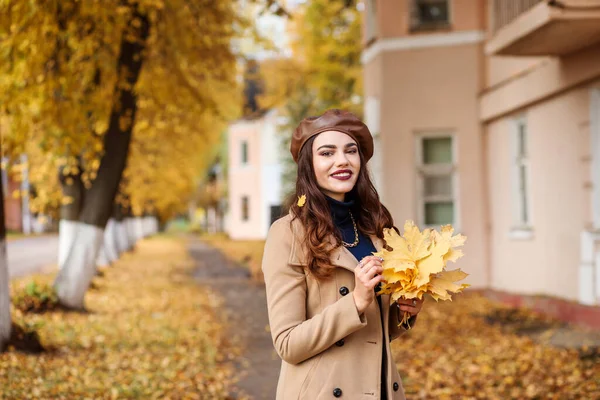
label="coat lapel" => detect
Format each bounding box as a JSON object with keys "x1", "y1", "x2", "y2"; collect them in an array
[
  {"x1": 329, "y1": 234, "x2": 385, "y2": 274},
  {"x1": 287, "y1": 212, "x2": 386, "y2": 275}
]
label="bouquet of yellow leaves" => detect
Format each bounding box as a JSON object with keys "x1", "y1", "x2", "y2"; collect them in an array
[{"x1": 374, "y1": 221, "x2": 469, "y2": 326}]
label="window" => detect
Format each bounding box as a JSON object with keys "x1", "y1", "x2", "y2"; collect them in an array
[
  {"x1": 270, "y1": 204, "x2": 283, "y2": 226},
  {"x1": 241, "y1": 196, "x2": 249, "y2": 221},
  {"x1": 417, "y1": 136, "x2": 455, "y2": 226},
  {"x1": 411, "y1": 0, "x2": 450, "y2": 31},
  {"x1": 511, "y1": 116, "x2": 531, "y2": 230},
  {"x1": 241, "y1": 140, "x2": 248, "y2": 165}
]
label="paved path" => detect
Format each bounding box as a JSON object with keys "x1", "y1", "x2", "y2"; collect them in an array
[
  {"x1": 7, "y1": 235, "x2": 58, "y2": 278},
  {"x1": 189, "y1": 239, "x2": 280, "y2": 400}
]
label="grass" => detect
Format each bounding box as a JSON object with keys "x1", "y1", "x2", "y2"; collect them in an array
[
  {"x1": 1, "y1": 236, "x2": 237, "y2": 399},
  {"x1": 200, "y1": 233, "x2": 266, "y2": 282}
]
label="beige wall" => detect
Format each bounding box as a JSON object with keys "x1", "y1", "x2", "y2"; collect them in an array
[
  {"x1": 363, "y1": 0, "x2": 600, "y2": 303},
  {"x1": 481, "y1": 43, "x2": 600, "y2": 121},
  {"x1": 485, "y1": 85, "x2": 596, "y2": 300},
  {"x1": 485, "y1": 55, "x2": 547, "y2": 89},
  {"x1": 228, "y1": 120, "x2": 264, "y2": 240},
  {"x1": 374, "y1": 42, "x2": 488, "y2": 287}
]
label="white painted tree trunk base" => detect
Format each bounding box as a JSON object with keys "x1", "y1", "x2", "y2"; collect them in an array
[
  {"x1": 142, "y1": 217, "x2": 155, "y2": 237},
  {"x1": 134, "y1": 217, "x2": 144, "y2": 242},
  {"x1": 150, "y1": 217, "x2": 158, "y2": 235},
  {"x1": 54, "y1": 223, "x2": 104, "y2": 309},
  {"x1": 115, "y1": 221, "x2": 129, "y2": 255},
  {"x1": 58, "y1": 220, "x2": 79, "y2": 269},
  {"x1": 103, "y1": 219, "x2": 119, "y2": 263},
  {"x1": 96, "y1": 242, "x2": 110, "y2": 268},
  {"x1": 140, "y1": 216, "x2": 158, "y2": 237},
  {"x1": 0, "y1": 241, "x2": 11, "y2": 350},
  {"x1": 141, "y1": 217, "x2": 149, "y2": 237},
  {"x1": 125, "y1": 218, "x2": 136, "y2": 249}
]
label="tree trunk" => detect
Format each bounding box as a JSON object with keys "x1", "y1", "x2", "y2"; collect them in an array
[
  {"x1": 0, "y1": 151, "x2": 11, "y2": 351},
  {"x1": 58, "y1": 166, "x2": 84, "y2": 269},
  {"x1": 142, "y1": 215, "x2": 157, "y2": 237},
  {"x1": 53, "y1": 7, "x2": 150, "y2": 309},
  {"x1": 113, "y1": 205, "x2": 129, "y2": 256},
  {"x1": 103, "y1": 218, "x2": 120, "y2": 263},
  {"x1": 125, "y1": 215, "x2": 136, "y2": 250},
  {"x1": 96, "y1": 243, "x2": 110, "y2": 268},
  {"x1": 134, "y1": 217, "x2": 144, "y2": 242}
]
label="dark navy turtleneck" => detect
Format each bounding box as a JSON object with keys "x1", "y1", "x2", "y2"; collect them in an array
[
  {"x1": 326, "y1": 195, "x2": 388, "y2": 400},
  {"x1": 327, "y1": 195, "x2": 378, "y2": 263}
]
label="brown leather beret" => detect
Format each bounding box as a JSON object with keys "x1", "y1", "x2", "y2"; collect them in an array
[{"x1": 290, "y1": 109, "x2": 374, "y2": 163}]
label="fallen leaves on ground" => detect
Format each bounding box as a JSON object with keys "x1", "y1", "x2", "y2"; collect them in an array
[
  {"x1": 393, "y1": 292, "x2": 600, "y2": 399},
  {"x1": 1, "y1": 237, "x2": 238, "y2": 399},
  {"x1": 200, "y1": 234, "x2": 265, "y2": 282}
]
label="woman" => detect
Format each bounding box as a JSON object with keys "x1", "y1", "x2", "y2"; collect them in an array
[{"x1": 262, "y1": 109, "x2": 424, "y2": 399}]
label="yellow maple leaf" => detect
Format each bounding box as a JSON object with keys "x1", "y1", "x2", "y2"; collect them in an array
[
  {"x1": 375, "y1": 221, "x2": 469, "y2": 325},
  {"x1": 440, "y1": 225, "x2": 466, "y2": 264},
  {"x1": 428, "y1": 269, "x2": 469, "y2": 301},
  {"x1": 374, "y1": 222, "x2": 431, "y2": 267},
  {"x1": 297, "y1": 194, "x2": 306, "y2": 207},
  {"x1": 413, "y1": 230, "x2": 450, "y2": 287}
]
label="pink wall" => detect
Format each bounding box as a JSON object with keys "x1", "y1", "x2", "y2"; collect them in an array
[
  {"x1": 481, "y1": 43, "x2": 600, "y2": 122},
  {"x1": 227, "y1": 120, "x2": 264, "y2": 239},
  {"x1": 374, "y1": 42, "x2": 489, "y2": 288},
  {"x1": 485, "y1": 86, "x2": 595, "y2": 300}
]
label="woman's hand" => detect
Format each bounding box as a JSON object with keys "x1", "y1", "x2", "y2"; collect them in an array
[
  {"x1": 352, "y1": 256, "x2": 384, "y2": 314},
  {"x1": 397, "y1": 297, "x2": 424, "y2": 316}
]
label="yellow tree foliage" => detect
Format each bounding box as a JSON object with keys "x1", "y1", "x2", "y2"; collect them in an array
[
  {"x1": 286, "y1": 0, "x2": 363, "y2": 115},
  {"x1": 252, "y1": 0, "x2": 363, "y2": 198},
  {"x1": 0, "y1": 0, "x2": 242, "y2": 221},
  {"x1": 257, "y1": 57, "x2": 307, "y2": 111},
  {"x1": 375, "y1": 221, "x2": 470, "y2": 325},
  {"x1": 120, "y1": 0, "x2": 240, "y2": 221}
]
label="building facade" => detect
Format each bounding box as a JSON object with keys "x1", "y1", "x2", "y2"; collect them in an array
[
  {"x1": 362, "y1": 0, "x2": 600, "y2": 310},
  {"x1": 226, "y1": 110, "x2": 286, "y2": 240}
]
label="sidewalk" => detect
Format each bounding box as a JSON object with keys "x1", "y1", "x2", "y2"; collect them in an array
[
  {"x1": 190, "y1": 239, "x2": 280, "y2": 399},
  {"x1": 7, "y1": 234, "x2": 58, "y2": 278}
]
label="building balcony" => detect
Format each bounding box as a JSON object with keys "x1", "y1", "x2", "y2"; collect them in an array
[{"x1": 486, "y1": 0, "x2": 600, "y2": 56}]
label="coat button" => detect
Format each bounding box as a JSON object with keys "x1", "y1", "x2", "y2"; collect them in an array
[
  {"x1": 393, "y1": 382, "x2": 399, "y2": 391},
  {"x1": 333, "y1": 387, "x2": 342, "y2": 397},
  {"x1": 339, "y1": 286, "x2": 349, "y2": 296},
  {"x1": 335, "y1": 339, "x2": 344, "y2": 347}
]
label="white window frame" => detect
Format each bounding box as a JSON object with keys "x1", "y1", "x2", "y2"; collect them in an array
[
  {"x1": 591, "y1": 88, "x2": 600, "y2": 231},
  {"x1": 509, "y1": 115, "x2": 534, "y2": 240},
  {"x1": 415, "y1": 131, "x2": 459, "y2": 229}
]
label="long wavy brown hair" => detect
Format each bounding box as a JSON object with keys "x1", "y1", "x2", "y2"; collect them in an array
[{"x1": 286, "y1": 134, "x2": 396, "y2": 280}]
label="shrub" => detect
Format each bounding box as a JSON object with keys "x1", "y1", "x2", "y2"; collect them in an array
[{"x1": 12, "y1": 281, "x2": 60, "y2": 313}]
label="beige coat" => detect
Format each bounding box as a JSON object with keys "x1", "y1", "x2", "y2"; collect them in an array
[{"x1": 262, "y1": 213, "x2": 413, "y2": 400}]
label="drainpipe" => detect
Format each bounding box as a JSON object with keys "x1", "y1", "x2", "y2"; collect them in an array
[
  {"x1": 596, "y1": 249, "x2": 600, "y2": 304},
  {"x1": 579, "y1": 230, "x2": 600, "y2": 305}
]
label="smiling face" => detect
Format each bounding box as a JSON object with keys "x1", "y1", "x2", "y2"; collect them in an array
[{"x1": 311, "y1": 130, "x2": 361, "y2": 201}]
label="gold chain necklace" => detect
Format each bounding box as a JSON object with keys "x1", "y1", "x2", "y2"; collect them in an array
[{"x1": 342, "y1": 212, "x2": 359, "y2": 248}]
